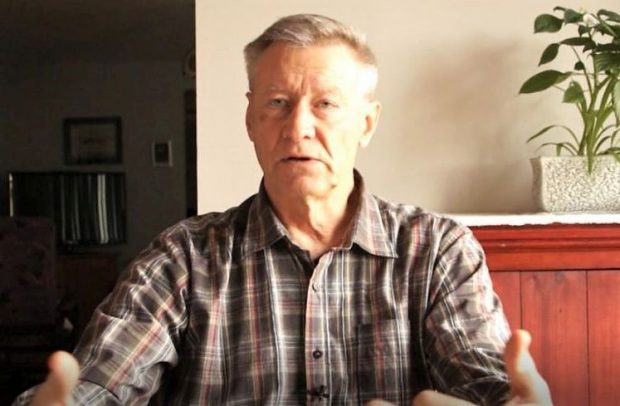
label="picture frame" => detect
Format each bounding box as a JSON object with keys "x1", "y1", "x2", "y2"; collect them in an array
[
  {"x1": 64, "y1": 117, "x2": 122, "y2": 165},
  {"x1": 152, "y1": 141, "x2": 173, "y2": 167}
]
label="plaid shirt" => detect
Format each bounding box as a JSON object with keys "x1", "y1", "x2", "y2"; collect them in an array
[{"x1": 15, "y1": 174, "x2": 510, "y2": 405}]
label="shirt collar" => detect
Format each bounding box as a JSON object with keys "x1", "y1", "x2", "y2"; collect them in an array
[
  {"x1": 241, "y1": 170, "x2": 397, "y2": 259},
  {"x1": 241, "y1": 182, "x2": 289, "y2": 258},
  {"x1": 345, "y1": 171, "x2": 398, "y2": 258}
]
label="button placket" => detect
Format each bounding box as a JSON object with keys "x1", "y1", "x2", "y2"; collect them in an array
[{"x1": 305, "y1": 253, "x2": 331, "y2": 404}]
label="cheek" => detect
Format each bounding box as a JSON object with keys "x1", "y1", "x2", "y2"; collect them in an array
[
  {"x1": 252, "y1": 123, "x2": 281, "y2": 156},
  {"x1": 251, "y1": 112, "x2": 277, "y2": 136},
  {"x1": 325, "y1": 136, "x2": 357, "y2": 165},
  {"x1": 257, "y1": 111, "x2": 270, "y2": 123}
]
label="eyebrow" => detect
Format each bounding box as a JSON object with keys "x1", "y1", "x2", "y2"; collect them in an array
[
  {"x1": 264, "y1": 85, "x2": 287, "y2": 92},
  {"x1": 261, "y1": 84, "x2": 345, "y2": 97}
]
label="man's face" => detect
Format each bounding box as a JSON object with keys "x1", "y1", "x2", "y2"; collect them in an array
[{"x1": 245, "y1": 41, "x2": 380, "y2": 200}]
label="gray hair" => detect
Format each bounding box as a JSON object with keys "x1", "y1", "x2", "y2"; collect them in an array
[{"x1": 244, "y1": 14, "x2": 378, "y2": 93}]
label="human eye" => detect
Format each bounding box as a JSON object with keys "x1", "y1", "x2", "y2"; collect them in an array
[
  {"x1": 316, "y1": 99, "x2": 338, "y2": 110},
  {"x1": 268, "y1": 98, "x2": 288, "y2": 108}
]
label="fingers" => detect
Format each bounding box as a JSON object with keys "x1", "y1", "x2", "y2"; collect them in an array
[
  {"x1": 504, "y1": 330, "x2": 553, "y2": 406},
  {"x1": 31, "y1": 351, "x2": 80, "y2": 406},
  {"x1": 366, "y1": 400, "x2": 396, "y2": 406},
  {"x1": 504, "y1": 329, "x2": 535, "y2": 398},
  {"x1": 50, "y1": 351, "x2": 80, "y2": 399},
  {"x1": 412, "y1": 390, "x2": 476, "y2": 406}
]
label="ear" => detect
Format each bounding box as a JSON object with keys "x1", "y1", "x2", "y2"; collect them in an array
[
  {"x1": 245, "y1": 91, "x2": 255, "y2": 142},
  {"x1": 359, "y1": 100, "x2": 381, "y2": 148}
]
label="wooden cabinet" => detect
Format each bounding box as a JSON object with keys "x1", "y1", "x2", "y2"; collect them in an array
[
  {"x1": 471, "y1": 223, "x2": 620, "y2": 406},
  {"x1": 0, "y1": 254, "x2": 119, "y2": 403},
  {"x1": 56, "y1": 254, "x2": 119, "y2": 338}
]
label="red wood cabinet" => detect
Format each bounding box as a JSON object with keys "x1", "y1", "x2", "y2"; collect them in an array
[{"x1": 471, "y1": 223, "x2": 620, "y2": 406}]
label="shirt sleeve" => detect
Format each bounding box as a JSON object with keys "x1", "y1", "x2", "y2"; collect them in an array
[
  {"x1": 11, "y1": 228, "x2": 192, "y2": 405},
  {"x1": 74, "y1": 230, "x2": 190, "y2": 404},
  {"x1": 11, "y1": 381, "x2": 121, "y2": 406},
  {"x1": 422, "y1": 218, "x2": 511, "y2": 406}
]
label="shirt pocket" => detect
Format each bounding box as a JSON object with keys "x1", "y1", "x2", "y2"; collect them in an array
[{"x1": 355, "y1": 319, "x2": 411, "y2": 405}]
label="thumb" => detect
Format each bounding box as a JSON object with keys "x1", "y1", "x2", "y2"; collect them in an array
[
  {"x1": 32, "y1": 351, "x2": 80, "y2": 406},
  {"x1": 504, "y1": 330, "x2": 552, "y2": 405}
]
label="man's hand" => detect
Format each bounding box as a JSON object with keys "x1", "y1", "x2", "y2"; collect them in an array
[
  {"x1": 31, "y1": 351, "x2": 80, "y2": 406},
  {"x1": 503, "y1": 330, "x2": 552, "y2": 406},
  {"x1": 368, "y1": 329, "x2": 553, "y2": 406}
]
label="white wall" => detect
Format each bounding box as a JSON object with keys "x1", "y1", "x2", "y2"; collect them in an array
[
  {"x1": 0, "y1": 62, "x2": 189, "y2": 263},
  {"x1": 196, "y1": 0, "x2": 617, "y2": 214}
]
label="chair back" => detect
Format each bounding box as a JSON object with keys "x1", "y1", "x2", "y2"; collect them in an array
[{"x1": 0, "y1": 217, "x2": 57, "y2": 329}]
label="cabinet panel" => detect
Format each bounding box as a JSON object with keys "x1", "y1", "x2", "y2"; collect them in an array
[
  {"x1": 490, "y1": 272, "x2": 521, "y2": 329},
  {"x1": 521, "y1": 271, "x2": 588, "y2": 406},
  {"x1": 588, "y1": 271, "x2": 620, "y2": 405},
  {"x1": 56, "y1": 255, "x2": 118, "y2": 337}
]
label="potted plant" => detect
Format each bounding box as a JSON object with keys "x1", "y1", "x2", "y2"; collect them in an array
[{"x1": 519, "y1": 7, "x2": 620, "y2": 212}]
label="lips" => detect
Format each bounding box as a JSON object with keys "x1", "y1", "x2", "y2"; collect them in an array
[
  {"x1": 285, "y1": 156, "x2": 313, "y2": 161},
  {"x1": 282, "y1": 154, "x2": 317, "y2": 162}
]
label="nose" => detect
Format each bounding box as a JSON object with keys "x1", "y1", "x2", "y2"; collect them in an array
[{"x1": 283, "y1": 102, "x2": 315, "y2": 141}]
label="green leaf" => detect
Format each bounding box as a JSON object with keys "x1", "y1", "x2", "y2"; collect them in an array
[
  {"x1": 578, "y1": 25, "x2": 590, "y2": 36},
  {"x1": 598, "y1": 105, "x2": 614, "y2": 125},
  {"x1": 556, "y1": 143, "x2": 575, "y2": 156},
  {"x1": 603, "y1": 149, "x2": 620, "y2": 164},
  {"x1": 539, "y1": 43, "x2": 559, "y2": 65},
  {"x1": 584, "y1": 41, "x2": 597, "y2": 52},
  {"x1": 613, "y1": 80, "x2": 620, "y2": 122},
  {"x1": 563, "y1": 9, "x2": 583, "y2": 23},
  {"x1": 534, "y1": 14, "x2": 563, "y2": 33},
  {"x1": 526, "y1": 125, "x2": 578, "y2": 146},
  {"x1": 519, "y1": 70, "x2": 571, "y2": 94},
  {"x1": 593, "y1": 21, "x2": 620, "y2": 37},
  {"x1": 537, "y1": 142, "x2": 578, "y2": 155},
  {"x1": 597, "y1": 125, "x2": 619, "y2": 151},
  {"x1": 598, "y1": 124, "x2": 618, "y2": 136},
  {"x1": 587, "y1": 156, "x2": 594, "y2": 174},
  {"x1": 526, "y1": 125, "x2": 556, "y2": 143},
  {"x1": 561, "y1": 37, "x2": 596, "y2": 47},
  {"x1": 598, "y1": 9, "x2": 620, "y2": 23},
  {"x1": 594, "y1": 53, "x2": 620, "y2": 71},
  {"x1": 595, "y1": 43, "x2": 620, "y2": 52},
  {"x1": 609, "y1": 128, "x2": 620, "y2": 145},
  {"x1": 563, "y1": 81, "x2": 585, "y2": 104},
  {"x1": 574, "y1": 61, "x2": 585, "y2": 71},
  {"x1": 611, "y1": 25, "x2": 620, "y2": 37},
  {"x1": 595, "y1": 135, "x2": 613, "y2": 153}
]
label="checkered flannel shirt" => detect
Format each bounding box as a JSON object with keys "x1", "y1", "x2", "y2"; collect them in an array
[{"x1": 15, "y1": 174, "x2": 510, "y2": 405}]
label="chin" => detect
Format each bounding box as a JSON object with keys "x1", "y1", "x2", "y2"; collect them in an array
[{"x1": 285, "y1": 177, "x2": 333, "y2": 198}]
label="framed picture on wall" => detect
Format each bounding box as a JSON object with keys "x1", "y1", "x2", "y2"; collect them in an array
[{"x1": 64, "y1": 117, "x2": 122, "y2": 165}]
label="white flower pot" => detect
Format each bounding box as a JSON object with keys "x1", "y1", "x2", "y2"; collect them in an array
[{"x1": 531, "y1": 156, "x2": 620, "y2": 212}]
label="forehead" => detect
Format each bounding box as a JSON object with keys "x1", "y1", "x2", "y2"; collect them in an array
[{"x1": 251, "y1": 42, "x2": 368, "y2": 92}]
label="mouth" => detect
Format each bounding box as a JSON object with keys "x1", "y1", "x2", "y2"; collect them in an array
[{"x1": 283, "y1": 156, "x2": 315, "y2": 162}]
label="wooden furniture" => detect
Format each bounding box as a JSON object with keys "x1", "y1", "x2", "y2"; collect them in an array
[
  {"x1": 470, "y1": 222, "x2": 620, "y2": 406},
  {"x1": 0, "y1": 217, "x2": 69, "y2": 404},
  {"x1": 56, "y1": 253, "x2": 119, "y2": 339},
  {"x1": 0, "y1": 222, "x2": 118, "y2": 403}
]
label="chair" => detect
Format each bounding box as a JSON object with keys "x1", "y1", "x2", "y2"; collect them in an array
[
  {"x1": 0, "y1": 217, "x2": 74, "y2": 403},
  {"x1": 0, "y1": 217, "x2": 57, "y2": 327}
]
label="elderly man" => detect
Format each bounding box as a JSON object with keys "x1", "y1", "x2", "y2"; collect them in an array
[{"x1": 17, "y1": 14, "x2": 551, "y2": 406}]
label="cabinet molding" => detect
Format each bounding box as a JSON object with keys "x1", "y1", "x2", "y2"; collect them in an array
[{"x1": 472, "y1": 224, "x2": 620, "y2": 271}]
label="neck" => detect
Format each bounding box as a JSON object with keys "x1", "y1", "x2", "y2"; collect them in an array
[{"x1": 266, "y1": 176, "x2": 359, "y2": 259}]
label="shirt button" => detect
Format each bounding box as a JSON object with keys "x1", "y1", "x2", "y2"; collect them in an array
[{"x1": 312, "y1": 349, "x2": 323, "y2": 359}]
